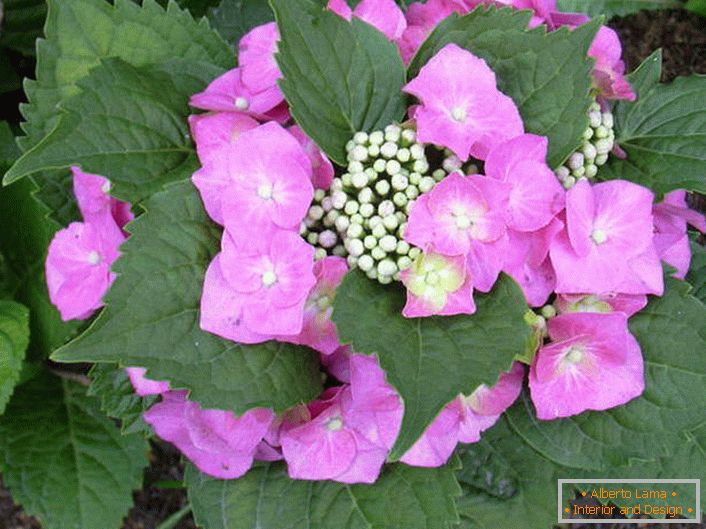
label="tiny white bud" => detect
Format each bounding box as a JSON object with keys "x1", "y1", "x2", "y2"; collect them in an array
[
  {"x1": 378, "y1": 200, "x2": 395, "y2": 217},
  {"x1": 405, "y1": 186, "x2": 419, "y2": 199},
  {"x1": 308, "y1": 205, "x2": 324, "y2": 221},
  {"x1": 383, "y1": 214, "x2": 399, "y2": 231},
  {"x1": 373, "y1": 159, "x2": 387, "y2": 173},
  {"x1": 585, "y1": 164, "x2": 598, "y2": 178},
  {"x1": 319, "y1": 230, "x2": 338, "y2": 248},
  {"x1": 348, "y1": 160, "x2": 364, "y2": 174},
  {"x1": 307, "y1": 232, "x2": 319, "y2": 245},
  {"x1": 314, "y1": 248, "x2": 327, "y2": 261},
  {"x1": 384, "y1": 124, "x2": 401, "y2": 142},
  {"x1": 359, "y1": 203, "x2": 374, "y2": 218},
  {"x1": 563, "y1": 176, "x2": 577, "y2": 189},
  {"x1": 380, "y1": 142, "x2": 398, "y2": 159},
  {"x1": 358, "y1": 254, "x2": 374, "y2": 272},
  {"x1": 379, "y1": 235, "x2": 398, "y2": 252},
  {"x1": 364, "y1": 235, "x2": 378, "y2": 249},
  {"x1": 396, "y1": 148, "x2": 411, "y2": 163},
  {"x1": 583, "y1": 127, "x2": 594, "y2": 140},
  {"x1": 443, "y1": 155, "x2": 462, "y2": 173},
  {"x1": 541, "y1": 305, "x2": 557, "y2": 319},
  {"x1": 408, "y1": 247, "x2": 421, "y2": 259},
  {"x1": 397, "y1": 255, "x2": 412, "y2": 270},
  {"x1": 589, "y1": 111, "x2": 602, "y2": 128},
  {"x1": 432, "y1": 169, "x2": 446, "y2": 182},
  {"x1": 353, "y1": 131, "x2": 369, "y2": 144},
  {"x1": 595, "y1": 138, "x2": 612, "y2": 155},
  {"x1": 378, "y1": 275, "x2": 392, "y2": 285},
  {"x1": 555, "y1": 166, "x2": 570, "y2": 181},
  {"x1": 372, "y1": 223, "x2": 387, "y2": 239},
  {"x1": 371, "y1": 247, "x2": 387, "y2": 261},
  {"x1": 333, "y1": 245, "x2": 346, "y2": 256},
  {"x1": 377, "y1": 259, "x2": 398, "y2": 277},
  {"x1": 325, "y1": 210, "x2": 339, "y2": 226},
  {"x1": 595, "y1": 153, "x2": 609, "y2": 166},
  {"x1": 345, "y1": 140, "x2": 355, "y2": 152},
  {"x1": 396, "y1": 240, "x2": 410, "y2": 254},
  {"x1": 582, "y1": 142, "x2": 597, "y2": 161},
  {"x1": 572, "y1": 166, "x2": 586, "y2": 178},
  {"x1": 344, "y1": 200, "x2": 359, "y2": 216},
  {"x1": 410, "y1": 144, "x2": 425, "y2": 160},
  {"x1": 351, "y1": 172, "x2": 369, "y2": 189},
  {"x1": 369, "y1": 130, "x2": 384, "y2": 145},
  {"x1": 347, "y1": 255, "x2": 359, "y2": 267},
  {"x1": 393, "y1": 192, "x2": 408, "y2": 208},
  {"x1": 391, "y1": 174, "x2": 408, "y2": 190},
  {"x1": 347, "y1": 238, "x2": 364, "y2": 257},
  {"x1": 595, "y1": 125, "x2": 609, "y2": 139},
  {"x1": 418, "y1": 176, "x2": 435, "y2": 193},
  {"x1": 401, "y1": 128, "x2": 416, "y2": 145},
  {"x1": 358, "y1": 187, "x2": 373, "y2": 204},
  {"x1": 602, "y1": 112, "x2": 614, "y2": 129},
  {"x1": 335, "y1": 215, "x2": 350, "y2": 233},
  {"x1": 386, "y1": 160, "x2": 402, "y2": 176},
  {"x1": 331, "y1": 178, "x2": 344, "y2": 191},
  {"x1": 351, "y1": 145, "x2": 368, "y2": 162},
  {"x1": 568, "y1": 152, "x2": 584, "y2": 170},
  {"x1": 375, "y1": 180, "x2": 391, "y2": 196},
  {"x1": 342, "y1": 173, "x2": 353, "y2": 187},
  {"x1": 367, "y1": 144, "x2": 380, "y2": 157},
  {"x1": 235, "y1": 97, "x2": 249, "y2": 110},
  {"x1": 350, "y1": 213, "x2": 363, "y2": 225}
]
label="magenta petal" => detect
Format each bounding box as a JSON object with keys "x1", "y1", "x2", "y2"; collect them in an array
[
  {"x1": 189, "y1": 112, "x2": 259, "y2": 166},
  {"x1": 288, "y1": 125, "x2": 335, "y2": 190},
  {"x1": 465, "y1": 362, "x2": 525, "y2": 416},
  {"x1": 126, "y1": 367, "x2": 169, "y2": 397},
  {"x1": 354, "y1": 0, "x2": 407, "y2": 41},
  {"x1": 399, "y1": 400, "x2": 461, "y2": 467},
  {"x1": 238, "y1": 22, "x2": 281, "y2": 94}
]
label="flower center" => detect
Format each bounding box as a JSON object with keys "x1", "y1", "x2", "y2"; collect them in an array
[
  {"x1": 261, "y1": 270, "x2": 277, "y2": 287},
  {"x1": 451, "y1": 106, "x2": 467, "y2": 123},
  {"x1": 101, "y1": 181, "x2": 111, "y2": 194},
  {"x1": 234, "y1": 97, "x2": 249, "y2": 111},
  {"x1": 564, "y1": 346, "x2": 584, "y2": 365},
  {"x1": 87, "y1": 251, "x2": 102, "y2": 266},
  {"x1": 326, "y1": 417, "x2": 343, "y2": 431},
  {"x1": 316, "y1": 295, "x2": 332, "y2": 311},
  {"x1": 591, "y1": 229, "x2": 608, "y2": 245},
  {"x1": 257, "y1": 183, "x2": 274, "y2": 200},
  {"x1": 454, "y1": 212, "x2": 472, "y2": 229},
  {"x1": 425, "y1": 271, "x2": 440, "y2": 286}
]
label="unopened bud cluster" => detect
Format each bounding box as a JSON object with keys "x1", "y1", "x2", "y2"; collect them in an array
[
  {"x1": 301, "y1": 125, "x2": 448, "y2": 284},
  {"x1": 555, "y1": 100, "x2": 615, "y2": 189}
]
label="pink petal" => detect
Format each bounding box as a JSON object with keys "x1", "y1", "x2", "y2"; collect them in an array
[
  {"x1": 126, "y1": 367, "x2": 169, "y2": 397},
  {"x1": 399, "y1": 400, "x2": 461, "y2": 467}
]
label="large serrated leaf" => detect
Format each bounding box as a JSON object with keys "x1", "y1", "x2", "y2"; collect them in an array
[
  {"x1": 4, "y1": 58, "x2": 206, "y2": 204},
  {"x1": 505, "y1": 277, "x2": 706, "y2": 470},
  {"x1": 52, "y1": 180, "x2": 323, "y2": 414},
  {"x1": 408, "y1": 7, "x2": 600, "y2": 168},
  {"x1": 603, "y1": 51, "x2": 706, "y2": 195},
  {"x1": 0, "y1": 371, "x2": 149, "y2": 529},
  {"x1": 332, "y1": 271, "x2": 531, "y2": 459},
  {"x1": 0, "y1": 300, "x2": 29, "y2": 415},
  {"x1": 556, "y1": 0, "x2": 679, "y2": 18},
  {"x1": 271, "y1": 0, "x2": 407, "y2": 165},
  {"x1": 186, "y1": 459, "x2": 461, "y2": 529},
  {"x1": 207, "y1": 0, "x2": 274, "y2": 45}
]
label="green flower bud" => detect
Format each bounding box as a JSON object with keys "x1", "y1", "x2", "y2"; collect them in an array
[
  {"x1": 335, "y1": 215, "x2": 350, "y2": 233},
  {"x1": 307, "y1": 232, "x2": 319, "y2": 245},
  {"x1": 368, "y1": 144, "x2": 380, "y2": 157},
  {"x1": 315, "y1": 248, "x2": 327, "y2": 260},
  {"x1": 401, "y1": 128, "x2": 416, "y2": 145},
  {"x1": 595, "y1": 153, "x2": 609, "y2": 166},
  {"x1": 350, "y1": 213, "x2": 363, "y2": 225},
  {"x1": 397, "y1": 256, "x2": 412, "y2": 270},
  {"x1": 405, "y1": 186, "x2": 419, "y2": 200}
]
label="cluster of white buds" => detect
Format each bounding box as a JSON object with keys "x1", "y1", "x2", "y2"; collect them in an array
[
  {"x1": 301, "y1": 125, "x2": 449, "y2": 284},
  {"x1": 556, "y1": 100, "x2": 615, "y2": 189}
]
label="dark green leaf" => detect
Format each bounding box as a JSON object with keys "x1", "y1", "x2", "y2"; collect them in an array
[
  {"x1": 0, "y1": 0, "x2": 47, "y2": 56},
  {"x1": 408, "y1": 7, "x2": 600, "y2": 168},
  {"x1": 505, "y1": 277, "x2": 706, "y2": 470},
  {"x1": 271, "y1": 0, "x2": 407, "y2": 165},
  {"x1": 603, "y1": 51, "x2": 706, "y2": 194},
  {"x1": 207, "y1": 0, "x2": 274, "y2": 45},
  {"x1": 687, "y1": 239, "x2": 706, "y2": 303},
  {"x1": 556, "y1": 0, "x2": 679, "y2": 18},
  {"x1": 88, "y1": 363, "x2": 157, "y2": 436},
  {"x1": 0, "y1": 300, "x2": 29, "y2": 414},
  {"x1": 187, "y1": 459, "x2": 461, "y2": 529},
  {"x1": 52, "y1": 180, "x2": 323, "y2": 414},
  {"x1": 685, "y1": 0, "x2": 706, "y2": 17},
  {"x1": 0, "y1": 371, "x2": 149, "y2": 529},
  {"x1": 333, "y1": 270, "x2": 531, "y2": 459}
]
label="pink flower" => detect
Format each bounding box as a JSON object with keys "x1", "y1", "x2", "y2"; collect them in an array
[
  {"x1": 400, "y1": 250, "x2": 475, "y2": 317},
  {"x1": 588, "y1": 26, "x2": 635, "y2": 101},
  {"x1": 189, "y1": 112, "x2": 258, "y2": 166},
  {"x1": 653, "y1": 190, "x2": 706, "y2": 279},
  {"x1": 503, "y1": 219, "x2": 563, "y2": 306},
  {"x1": 143, "y1": 391, "x2": 274, "y2": 479},
  {"x1": 404, "y1": 172, "x2": 510, "y2": 256},
  {"x1": 72, "y1": 166, "x2": 133, "y2": 233},
  {"x1": 190, "y1": 68, "x2": 285, "y2": 119},
  {"x1": 555, "y1": 293, "x2": 648, "y2": 317},
  {"x1": 288, "y1": 125, "x2": 334, "y2": 190},
  {"x1": 46, "y1": 221, "x2": 123, "y2": 321},
  {"x1": 238, "y1": 22, "x2": 281, "y2": 95},
  {"x1": 484, "y1": 134, "x2": 565, "y2": 232},
  {"x1": 549, "y1": 179, "x2": 663, "y2": 295},
  {"x1": 328, "y1": 0, "x2": 407, "y2": 41},
  {"x1": 399, "y1": 0, "x2": 468, "y2": 63},
  {"x1": 280, "y1": 355, "x2": 403, "y2": 483},
  {"x1": 321, "y1": 345, "x2": 353, "y2": 383},
  {"x1": 400, "y1": 363, "x2": 524, "y2": 467},
  {"x1": 126, "y1": 367, "x2": 170, "y2": 397},
  {"x1": 529, "y1": 312, "x2": 644, "y2": 419},
  {"x1": 404, "y1": 44, "x2": 523, "y2": 160},
  {"x1": 201, "y1": 228, "x2": 316, "y2": 338},
  {"x1": 282, "y1": 256, "x2": 348, "y2": 355},
  {"x1": 218, "y1": 122, "x2": 314, "y2": 233}
]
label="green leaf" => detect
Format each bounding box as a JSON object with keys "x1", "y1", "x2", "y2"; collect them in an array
[
  {"x1": 271, "y1": 0, "x2": 407, "y2": 165},
  {"x1": 687, "y1": 239, "x2": 706, "y2": 303},
  {"x1": 602, "y1": 51, "x2": 706, "y2": 195},
  {"x1": 87, "y1": 363, "x2": 157, "y2": 436},
  {"x1": 5, "y1": 58, "x2": 207, "y2": 204},
  {"x1": 0, "y1": 371, "x2": 149, "y2": 529},
  {"x1": 333, "y1": 271, "x2": 531, "y2": 459},
  {"x1": 207, "y1": 0, "x2": 274, "y2": 45},
  {"x1": 686, "y1": 0, "x2": 706, "y2": 16},
  {"x1": 186, "y1": 459, "x2": 461, "y2": 529},
  {"x1": 505, "y1": 277, "x2": 706, "y2": 470},
  {"x1": 556, "y1": 0, "x2": 679, "y2": 18},
  {"x1": 0, "y1": 120, "x2": 20, "y2": 168},
  {"x1": 0, "y1": 300, "x2": 29, "y2": 415},
  {"x1": 408, "y1": 7, "x2": 600, "y2": 168},
  {"x1": 52, "y1": 180, "x2": 323, "y2": 414},
  {"x1": 0, "y1": 0, "x2": 47, "y2": 56},
  {"x1": 18, "y1": 0, "x2": 231, "y2": 151}
]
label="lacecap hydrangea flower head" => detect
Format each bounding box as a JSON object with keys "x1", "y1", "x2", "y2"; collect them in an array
[{"x1": 43, "y1": 0, "x2": 706, "y2": 489}]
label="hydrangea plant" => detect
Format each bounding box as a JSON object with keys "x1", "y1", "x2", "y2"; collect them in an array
[{"x1": 0, "y1": 0, "x2": 705, "y2": 528}]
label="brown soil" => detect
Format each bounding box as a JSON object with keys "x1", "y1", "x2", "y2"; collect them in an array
[{"x1": 1, "y1": 6, "x2": 705, "y2": 529}]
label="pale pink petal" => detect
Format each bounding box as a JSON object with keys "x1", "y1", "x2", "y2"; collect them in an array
[
  {"x1": 238, "y1": 22, "x2": 281, "y2": 94},
  {"x1": 399, "y1": 400, "x2": 461, "y2": 467},
  {"x1": 354, "y1": 0, "x2": 407, "y2": 41},
  {"x1": 188, "y1": 113, "x2": 259, "y2": 166}
]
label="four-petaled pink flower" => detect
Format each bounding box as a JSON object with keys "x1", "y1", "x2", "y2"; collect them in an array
[
  {"x1": 588, "y1": 26, "x2": 636, "y2": 101},
  {"x1": 144, "y1": 391, "x2": 274, "y2": 479},
  {"x1": 280, "y1": 354, "x2": 403, "y2": 483},
  {"x1": 550, "y1": 179, "x2": 663, "y2": 295},
  {"x1": 529, "y1": 312, "x2": 644, "y2": 419},
  {"x1": 404, "y1": 44, "x2": 523, "y2": 161},
  {"x1": 400, "y1": 362, "x2": 525, "y2": 467}
]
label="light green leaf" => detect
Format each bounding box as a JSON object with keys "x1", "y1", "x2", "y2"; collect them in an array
[
  {"x1": 0, "y1": 0, "x2": 47, "y2": 56},
  {"x1": 271, "y1": 0, "x2": 407, "y2": 165},
  {"x1": 556, "y1": 0, "x2": 679, "y2": 18},
  {"x1": 0, "y1": 371, "x2": 149, "y2": 529},
  {"x1": 0, "y1": 300, "x2": 29, "y2": 415},
  {"x1": 686, "y1": 0, "x2": 706, "y2": 16},
  {"x1": 207, "y1": 0, "x2": 274, "y2": 45},
  {"x1": 505, "y1": 277, "x2": 706, "y2": 470},
  {"x1": 333, "y1": 271, "x2": 531, "y2": 459},
  {"x1": 408, "y1": 7, "x2": 600, "y2": 168},
  {"x1": 187, "y1": 459, "x2": 461, "y2": 529},
  {"x1": 5, "y1": 58, "x2": 206, "y2": 204},
  {"x1": 602, "y1": 51, "x2": 706, "y2": 194},
  {"x1": 52, "y1": 180, "x2": 323, "y2": 414},
  {"x1": 87, "y1": 363, "x2": 157, "y2": 436}
]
